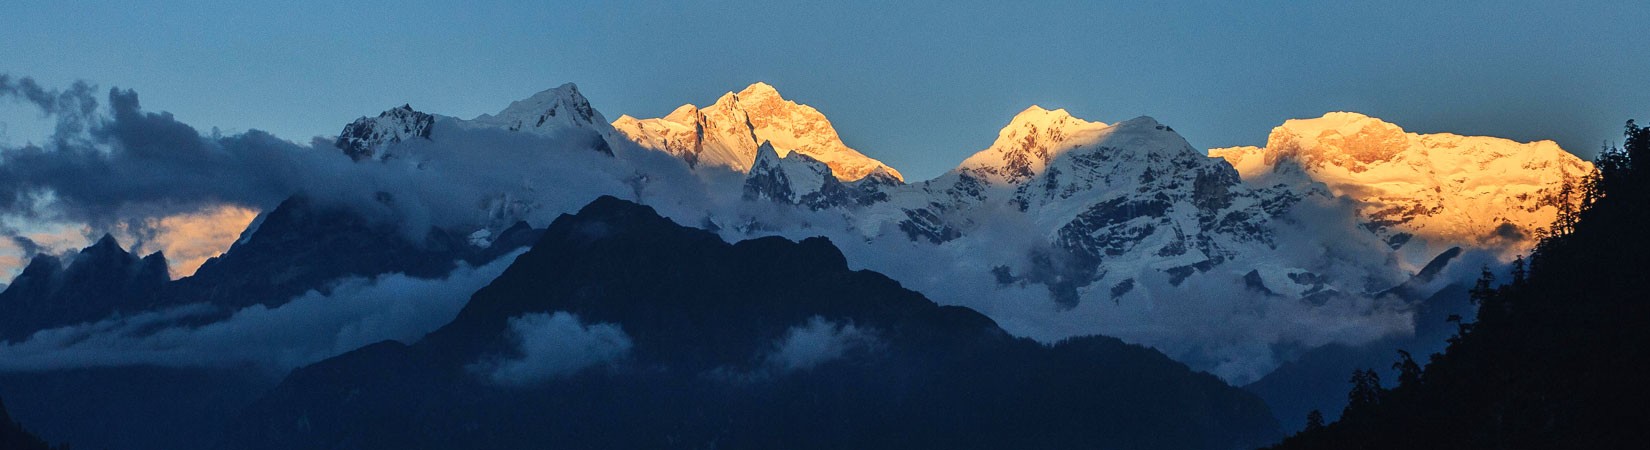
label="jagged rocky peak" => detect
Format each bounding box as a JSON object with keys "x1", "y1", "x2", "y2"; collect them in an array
[
  {"x1": 68, "y1": 234, "x2": 167, "y2": 280},
  {"x1": 612, "y1": 82, "x2": 903, "y2": 182},
  {"x1": 335, "y1": 104, "x2": 436, "y2": 161},
  {"x1": 743, "y1": 141, "x2": 862, "y2": 210},
  {"x1": 475, "y1": 82, "x2": 608, "y2": 133},
  {"x1": 1209, "y1": 112, "x2": 1595, "y2": 250},
  {"x1": 0, "y1": 233, "x2": 171, "y2": 342},
  {"x1": 337, "y1": 82, "x2": 621, "y2": 164}
]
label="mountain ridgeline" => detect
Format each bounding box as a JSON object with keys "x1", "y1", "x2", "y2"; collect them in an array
[
  {"x1": 0, "y1": 195, "x2": 541, "y2": 343},
  {"x1": 219, "y1": 196, "x2": 1279, "y2": 450},
  {"x1": 327, "y1": 83, "x2": 1586, "y2": 317},
  {"x1": 0, "y1": 80, "x2": 1608, "y2": 450}
]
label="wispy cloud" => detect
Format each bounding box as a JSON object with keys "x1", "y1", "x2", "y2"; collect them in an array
[
  {"x1": 470, "y1": 311, "x2": 633, "y2": 386},
  {"x1": 765, "y1": 316, "x2": 878, "y2": 373}
]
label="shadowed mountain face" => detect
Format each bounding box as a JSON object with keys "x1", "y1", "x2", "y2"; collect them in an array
[{"x1": 220, "y1": 196, "x2": 1279, "y2": 450}]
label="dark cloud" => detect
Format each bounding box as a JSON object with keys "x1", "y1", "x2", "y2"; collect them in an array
[
  {"x1": 0, "y1": 79, "x2": 339, "y2": 229},
  {"x1": 0, "y1": 75, "x2": 715, "y2": 246},
  {"x1": 8, "y1": 235, "x2": 41, "y2": 257},
  {"x1": 0, "y1": 74, "x2": 98, "y2": 119},
  {"x1": 0, "y1": 74, "x2": 100, "y2": 142}
]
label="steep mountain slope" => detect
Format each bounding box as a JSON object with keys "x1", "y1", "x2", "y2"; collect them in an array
[
  {"x1": 1211, "y1": 112, "x2": 1593, "y2": 252},
  {"x1": 742, "y1": 142, "x2": 897, "y2": 210},
  {"x1": 613, "y1": 82, "x2": 902, "y2": 181},
  {"x1": 219, "y1": 196, "x2": 1279, "y2": 450}
]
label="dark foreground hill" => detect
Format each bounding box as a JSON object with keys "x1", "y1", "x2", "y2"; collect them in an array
[{"x1": 219, "y1": 195, "x2": 1279, "y2": 450}]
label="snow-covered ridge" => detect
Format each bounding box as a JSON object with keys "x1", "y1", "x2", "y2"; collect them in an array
[
  {"x1": 315, "y1": 85, "x2": 1592, "y2": 383},
  {"x1": 1210, "y1": 112, "x2": 1593, "y2": 251},
  {"x1": 335, "y1": 104, "x2": 435, "y2": 161},
  {"x1": 860, "y1": 108, "x2": 1304, "y2": 306},
  {"x1": 469, "y1": 82, "x2": 609, "y2": 134},
  {"x1": 612, "y1": 82, "x2": 903, "y2": 182},
  {"x1": 336, "y1": 83, "x2": 623, "y2": 163}
]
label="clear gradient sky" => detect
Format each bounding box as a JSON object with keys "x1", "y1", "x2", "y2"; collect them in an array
[{"x1": 1, "y1": 1, "x2": 1646, "y2": 180}]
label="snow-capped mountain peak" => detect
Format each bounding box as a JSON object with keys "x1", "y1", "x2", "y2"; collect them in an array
[
  {"x1": 335, "y1": 104, "x2": 436, "y2": 161},
  {"x1": 472, "y1": 82, "x2": 608, "y2": 134},
  {"x1": 955, "y1": 106, "x2": 1114, "y2": 185},
  {"x1": 660, "y1": 103, "x2": 702, "y2": 124},
  {"x1": 335, "y1": 83, "x2": 624, "y2": 164},
  {"x1": 736, "y1": 81, "x2": 782, "y2": 101},
  {"x1": 1210, "y1": 112, "x2": 1593, "y2": 252},
  {"x1": 613, "y1": 82, "x2": 902, "y2": 182}
]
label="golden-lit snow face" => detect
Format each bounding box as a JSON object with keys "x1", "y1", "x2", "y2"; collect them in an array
[
  {"x1": 1210, "y1": 112, "x2": 1594, "y2": 252},
  {"x1": 612, "y1": 82, "x2": 903, "y2": 182}
]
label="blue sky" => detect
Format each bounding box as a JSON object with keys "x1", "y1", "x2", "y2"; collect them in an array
[{"x1": 1, "y1": 0, "x2": 1646, "y2": 180}]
